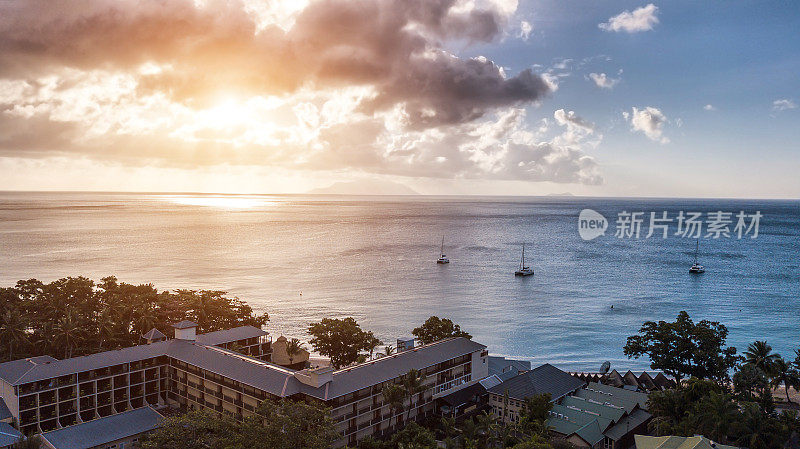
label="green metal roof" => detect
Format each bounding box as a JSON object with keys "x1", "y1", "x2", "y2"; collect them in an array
[{"x1": 634, "y1": 435, "x2": 739, "y2": 449}]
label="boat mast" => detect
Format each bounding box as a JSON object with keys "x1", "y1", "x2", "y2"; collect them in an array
[
  {"x1": 521, "y1": 243, "x2": 525, "y2": 269},
  {"x1": 441, "y1": 236, "x2": 445, "y2": 256},
  {"x1": 694, "y1": 239, "x2": 699, "y2": 264}
]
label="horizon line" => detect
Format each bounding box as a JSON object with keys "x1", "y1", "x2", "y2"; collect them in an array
[{"x1": 1, "y1": 189, "x2": 798, "y2": 201}]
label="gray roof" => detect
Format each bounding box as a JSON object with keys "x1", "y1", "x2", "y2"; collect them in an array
[
  {"x1": 195, "y1": 325, "x2": 268, "y2": 346},
  {"x1": 142, "y1": 328, "x2": 166, "y2": 340},
  {"x1": 0, "y1": 422, "x2": 23, "y2": 447},
  {"x1": 439, "y1": 383, "x2": 486, "y2": 407},
  {"x1": 586, "y1": 382, "x2": 649, "y2": 410},
  {"x1": 0, "y1": 356, "x2": 59, "y2": 385},
  {"x1": 488, "y1": 356, "x2": 531, "y2": 377},
  {"x1": 3, "y1": 342, "x2": 171, "y2": 386},
  {"x1": 487, "y1": 363, "x2": 585, "y2": 401},
  {"x1": 603, "y1": 408, "x2": 652, "y2": 441},
  {"x1": 41, "y1": 406, "x2": 163, "y2": 449},
  {"x1": 309, "y1": 337, "x2": 486, "y2": 400},
  {"x1": 0, "y1": 333, "x2": 485, "y2": 402},
  {"x1": 172, "y1": 320, "x2": 198, "y2": 329},
  {"x1": 0, "y1": 397, "x2": 11, "y2": 422},
  {"x1": 166, "y1": 341, "x2": 299, "y2": 397}
]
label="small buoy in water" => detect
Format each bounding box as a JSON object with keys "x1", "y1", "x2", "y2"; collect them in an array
[{"x1": 610, "y1": 305, "x2": 614, "y2": 309}]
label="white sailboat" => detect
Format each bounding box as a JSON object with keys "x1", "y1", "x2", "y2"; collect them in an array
[
  {"x1": 515, "y1": 243, "x2": 534, "y2": 276},
  {"x1": 689, "y1": 239, "x2": 705, "y2": 274},
  {"x1": 437, "y1": 236, "x2": 450, "y2": 264}
]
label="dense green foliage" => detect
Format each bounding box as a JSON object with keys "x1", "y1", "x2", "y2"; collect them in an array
[
  {"x1": 141, "y1": 399, "x2": 337, "y2": 449},
  {"x1": 623, "y1": 310, "x2": 739, "y2": 382},
  {"x1": 628, "y1": 312, "x2": 800, "y2": 449},
  {"x1": 0, "y1": 276, "x2": 269, "y2": 362},
  {"x1": 361, "y1": 394, "x2": 562, "y2": 449},
  {"x1": 647, "y1": 379, "x2": 800, "y2": 448},
  {"x1": 307, "y1": 317, "x2": 382, "y2": 369},
  {"x1": 412, "y1": 316, "x2": 472, "y2": 345}
]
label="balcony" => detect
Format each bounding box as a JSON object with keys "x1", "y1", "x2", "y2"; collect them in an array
[
  {"x1": 79, "y1": 382, "x2": 95, "y2": 396},
  {"x1": 58, "y1": 387, "x2": 77, "y2": 401},
  {"x1": 19, "y1": 395, "x2": 37, "y2": 410},
  {"x1": 20, "y1": 409, "x2": 37, "y2": 425},
  {"x1": 39, "y1": 391, "x2": 56, "y2": 406},
  {"x1": 39, "y1": 406, "x2": 57, "y2": 421},
  {"x1": 59, "y1": 402, "x2": 77, "y2": 415}
]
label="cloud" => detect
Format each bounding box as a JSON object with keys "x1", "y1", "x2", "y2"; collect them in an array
[
  {"x1": 517, "y1": 20, "x2": 533, "y2": 40},
  {"x1": 703, "y1": 104, "x2": 716, "y2": 111},
  {"x1": 0, "y1": 0, "x2": 592, "y2": 184},
  {"x1": 625, "y1": 106, "x2": 668, "y2": 143},
  {"x1": 773, "y1": 99, "x2": 797, "y2": 111},
  {"x1": 0, "y1": 0, "x2": 552, "y2": 128},
  {"x1": 588, "y1": 72, "x2": 620, "y2": 89},
  {"x1": 599, "y1": 4, "x2": 659, "y2": 33}
]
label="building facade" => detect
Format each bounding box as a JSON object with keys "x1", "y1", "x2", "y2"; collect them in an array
[{"x1": 0, "y1": 323, "x2": 487, "y2": 448}]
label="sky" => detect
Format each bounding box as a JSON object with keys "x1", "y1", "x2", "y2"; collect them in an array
[{"x1": 0, "y1": 0, "x2": 798, "y2": 198}]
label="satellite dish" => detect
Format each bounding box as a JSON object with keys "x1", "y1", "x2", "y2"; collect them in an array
[{"x1": 600, "y1": 361, "x2": 611, "y2": 375}]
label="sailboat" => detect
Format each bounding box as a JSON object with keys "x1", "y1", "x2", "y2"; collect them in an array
[
  {"x1": 515, "y1": 243, "x2": 534, "y2": 276},
  {"x1": 689, "y1": 239, "x2": 705, "y2": 274},
  {"x1": 437, "y1": 236, "x2": 450, "y2": 264}
]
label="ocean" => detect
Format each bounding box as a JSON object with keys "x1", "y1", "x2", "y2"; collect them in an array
[{"x1": 1, "y1": 192, "x2": 797, "y2": 372}]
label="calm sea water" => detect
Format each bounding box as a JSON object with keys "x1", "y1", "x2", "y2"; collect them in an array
[{"x1": 1, "y1": 192, "x2": 798, "y2": 371}]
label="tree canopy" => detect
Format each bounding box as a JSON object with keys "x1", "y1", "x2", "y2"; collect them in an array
[
  {"x1": 623, "y1": 311, "x2": 739, "y2": 382},
  {"x1": 0, "y1": 276, "x2": 269, "y2": 362},
  {"x1": 411, "y1": 316, "x2": 472, "y2": 345},
  {"x1": 142, "y1": 399, "x2": 336, "y2": 449},
  {"x1": 307, "y1": 317, "x2": 380, "y2": 369}
]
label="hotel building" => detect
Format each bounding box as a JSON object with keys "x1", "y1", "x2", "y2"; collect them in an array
[{"x1": 0, "y1": 322, "x2": 487, "y2": 448}]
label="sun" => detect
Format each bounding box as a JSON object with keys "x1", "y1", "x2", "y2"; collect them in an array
[{"x1": 202, "y1": 95, "x2": 250, "y2": 129}]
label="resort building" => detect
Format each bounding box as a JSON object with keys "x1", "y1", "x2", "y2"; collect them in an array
[
  {"x1": 488, "y1": 356, "x2": 531, "y2": 377},
  {"x1": 634, "y1": 435, "x2": 739, "y2": 449},
  {"x1": 0, "y1": 322, "x2": 488, "y2": 448},
  {"x1": 547, "y1": 382, "x2": 652, "y2": 449},
  {"x1": 484, "y1": 364, "x2": 653, "y2": 449}
]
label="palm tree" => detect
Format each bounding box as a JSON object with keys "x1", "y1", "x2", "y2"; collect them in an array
[
  {"x1": 0, "y1": 309, "x2": 29, "y2": 360},
  {"x1": 382, "y1": 383, "x2": 405, "y2": 428},
  {"x1": 744, "y1": 341, "x2": 780, "y2": 373},
  {"x1": 53, "y1": 311, "x2": 84, "y2": 359},
  {"x1": 794, "y1": 348, "x2": 800, "y2": 371},
  {"x1": 363, "y1": 333, "x2": 382, "y2": 360},
  {"x1": 475, "y1": 411, "x2": 498, "y2": 447},
  {"x1": 402, "y1": 368, "x2": 426, "y2": 421},
  {"x1": 12, "y1": 435, "x2": 42, "y2": 449},
  {"x1": 96, "y1": 308, "x2": 116, "y2": 351},
  {"x1": 384, "y1": 345, "x2": 395, "y2": 356},
  {"x1": 732, "y1": 402, "x2": 779, "y2": 449},
  {"x1": 286, "y1": 338, "x2": 306, "y2": 366},
  {"x1": 694, "y1": 392, "x2": 737, "y2": 443},
  {"x1": 770, "y1": 357, "x2": 800, "y2": 404}
]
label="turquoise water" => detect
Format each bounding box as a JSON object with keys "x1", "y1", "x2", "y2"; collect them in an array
[{"x1": 1, "y1": 192, "x2": 797, "y2": 371}]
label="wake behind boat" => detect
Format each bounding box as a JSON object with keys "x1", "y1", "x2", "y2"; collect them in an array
[{"x1": 515, "y1": 243, "x2": 534, "y2": 276}]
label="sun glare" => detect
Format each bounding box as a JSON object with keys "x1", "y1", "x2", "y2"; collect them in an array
[{"x1": 163, "y1": 195, "x2": 271, "y2": 209}]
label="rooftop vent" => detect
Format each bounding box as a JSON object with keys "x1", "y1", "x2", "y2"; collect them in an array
[{"x1": 294, "y1": 366, "x2": 334, "y2": 388}]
